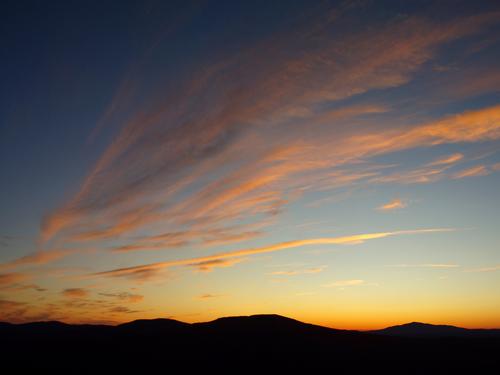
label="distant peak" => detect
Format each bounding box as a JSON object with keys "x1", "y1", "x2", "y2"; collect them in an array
[
  {"x1": 118, "y1": 317, "x2": 189, "y2": 329},
  {"x1": 209, "y1": 314, "x2": 298, "y2": 324},
  {"x1": 404, "y1": 322, "x2": 434, "y2": 327},
  {"x1": 249, "y1": 314, "x2": 295, "y2": 320},
  {"x1": 396, "y1": 322, "x2": 461, "y2": 329}
]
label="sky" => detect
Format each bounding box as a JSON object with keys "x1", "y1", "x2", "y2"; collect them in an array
[{"x1": 1, "y1": 0, "x2": 500, "y2": 329}]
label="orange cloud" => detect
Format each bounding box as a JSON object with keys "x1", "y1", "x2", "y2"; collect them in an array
[
  {"x1": 98, "y1": 292, "x2": 144, "y2": 303},
  {"x1": 200, "y1": 231, "x2": 263, "y2": 248},
  {"x1": 62, "y1": 288, "x2": 89, "y2": 298},
  {"x1": 4, "y1": 283, "x2": 47, "y2": 292},
  {"x1": 0, "y1": 249, "x2": 72, "y2": 272},
  {"x1": 426, "y1": 153, "x2": 464, "y2": 166},
  {"x1": 197, "y1": 293, "x2": 224, "y2": 300},
  {"x1": 269, "y1": 266, "x2": 326, "y2": 276},
  {"x1": 0, "y1": 272, "x2": 29, "y2": 287},
  {"x1": 109, "y1": 306, "x2": 140, "y2": 314},
  {"x1": 452, "y1": 165, "x2": 490, "y2": 179},
  {"x1": 0, "y1": 299, "x2": 29, "y2": 322},
  {"x1": 377, "y1": 198, "x2": 407, "y2": 211},
  {"x1": 188, "y1": 258, "x2": 246, "y2": 273},
  {"x1": 93, "y1": 228, "x2": 453, "y2": 280},
  {"x1": 40, "y1": 7, "x2": 500, "y2": 254},
  {"x1": 348, "y1": 105, "x2": 500, "y2": 161}
]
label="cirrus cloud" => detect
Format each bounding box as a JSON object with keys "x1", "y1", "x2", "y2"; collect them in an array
[
  {"x1": 92, "y1": 228, "x2": 453, "y2": 281},
  {"x1": 62, "y1": 288, "x2": 89, "y2": 298}
]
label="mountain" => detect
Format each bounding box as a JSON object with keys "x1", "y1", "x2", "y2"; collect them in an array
[
  {"x1": 1, "y1": 314, "x2": 499, "y2": 374},
  {"x1": 193, "y1": 314, "x2": 350, "y2": 335},
  {"x1": 370, "y1": 321, "x2": 500, "y2": 338},
  {"x1": 117, "y1": 318, "x2": 190, "y2": 335}
]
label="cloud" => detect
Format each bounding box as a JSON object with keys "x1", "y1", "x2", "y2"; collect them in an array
[
  {"x1": 62, "y1": 288, "x2": 89, "y2": 298},
  {"x1": 197, "y1": 293, "x2": 224, "y2": 300},
  {"x1": 187, "y1": 258, "x2": 246, "y2": 273},
  {"x1": 370, "y1": 165, "x2": 448, "y2": 185},
  {"x1": 98, "y1": 292, "x2": 144, "y2": 303},
  {"x1": 426, "y1": 153, "x2": 464, "y2": 166},
  {"x1": 349, "y1": 105, "x2": 500, "y2": 164},
  {"x1": 0, "y1": 299, "x2": 29, "y2": 322},
  {"x1": 0, "y1": 249, "x2": 72, "y2": 272},
  {"x1": 110, "y1": 226, "x2": 264, "y2": 253},
  {"x1": 0, "y1": 300, "x2": 60, "y2": 323},
  {"x1": 465, "y1": 265, "x2": 500, "y2": 272},
  {"x1": 452, "y1": 165, "x2": 490, "y2": 179},
  {"x1": 200, "y1": 230, "x2": 264, "y2": 248},
  {"x1": 0, "y1": 299, "x2": 27, "y2": 308},
  {"x1": 269, "y1": 266, "x2": 326, "y2": 276},
  {"x1": 377, "y1": 198, "x2": 407, "y2": 211},
  {"x1": 109, "y1": 306, "x2": 140, "y2": 314},
  {"x1": 102, "y1": 268, "x2": 167, "y2": 283},
  {"x1": 93, "y1": 228, "x2": 453, "y2": 280},
  {"x1": 386, "y1": 264, "x2": 460, "y2": 268},
  {"x1": 322, "y1": 279, "x2": 366, "y2": 287},
  {"x1": 40, "y1": 5, "x2": 499, "y2": 259},
  {"x1": 0, "y1": 282, "x2": 47, "y2": 292},
  {"x1": 0, "y1": 272, "x2": 29, "y2": 288}
]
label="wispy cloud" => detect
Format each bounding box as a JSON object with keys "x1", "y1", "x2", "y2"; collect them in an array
[
  {"x1": 93, "y1": 228, "x2": 453, "y2": 281},
  {"x1": 322, "y1": 279, "x2": 366, "y2": 287},
  {"x1": 465, "y1": 265, "x2": 500, "y2": 272},
  {"x1": 386, "y1": 264, "x2": 460, "y2": 268},
  {"x1": 62, "y1": 288, "x2": 89, "y2": 298},
  {"x1": 0, "y1": 272, "x2": 29, "y2": 287},
  {"x1": 269, "y1": 266, "x2": 327, "y2": 276},
  {"x1": 39, "y1": 5, "x2": 499, "y2": 263},
  {"x1": 4, "y1": 283, "x2": 47, "y2": 292},
  {"x1": 188, "y1": 258, "x2": 246, "y2": 273},
  {"x1": 0, "y1": 249, "x2": 72, "y2": 272},
  {"x1": 377, "y1": 198, "x2": 407, "y2": 211},
  {"x1": 426, "y1": 153, "x2": 464, "y2": 167},
  {"x1": 0, "y1": 299, "x2": 29, "y2": 322},
  {"x1": 110, "y1": 225, "x2": 265, "y2": 253},
  {"x1": 370, "y1": 166, "x2": 448, "y2": 185},
  {"x1": 197, "y1": 293, "x2": 225, "y2": 300},
  {"x1": 98, "y1": 292, "x2": 144, "y2": 303},
  {"x1": 452, "y1": 165, "x2": 490, "y2": 179},
  {"x1": 109, "y1": 306, "x2": 140, "y2": 314}
]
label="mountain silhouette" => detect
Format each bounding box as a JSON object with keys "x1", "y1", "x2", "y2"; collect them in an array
[
  {"x1": 1, "y1": 314, "x2": 499, "y2": 374},
  {"x1": 193, "y1": 314, "x2": 351, "y2": 335},
  {"x1": 117, "y1": 318, "x2": 190, "y2": 335},
  {"x1": 370, "y1": 321, "x2": 500, "y2": 338}
]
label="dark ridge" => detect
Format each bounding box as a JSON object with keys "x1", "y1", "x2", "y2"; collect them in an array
[
  {"x1": 194, "y1": 314, "x2": 352, "y2": 336},
  {"x1": 1, "y1": 315, "x2": 500, "y2": 373},
  {"x1": 117, "y1": 318, "x2": 191, "y2": 335},
  {"x1": 370, "y1": 321, "x2": 500, "y2": 338}
]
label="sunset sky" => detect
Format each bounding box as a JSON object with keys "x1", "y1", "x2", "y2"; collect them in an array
[{"x1": 1, "y1": 0, "x2": 500, "y2": 329}]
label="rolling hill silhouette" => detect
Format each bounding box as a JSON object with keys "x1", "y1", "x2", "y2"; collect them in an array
[
  {"x1": 370, "y1": 321, "x2": 500, "y2": 338},
  {"x1": 1, "y1": 314, "x2": 499, "y2": 373}
]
